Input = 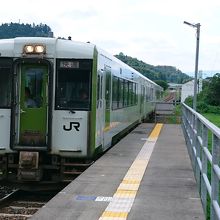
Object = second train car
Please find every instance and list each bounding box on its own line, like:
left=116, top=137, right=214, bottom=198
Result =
left=0, top=37, right=162, bottom=189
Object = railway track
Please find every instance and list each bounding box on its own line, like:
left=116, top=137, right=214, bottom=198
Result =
left=0, top=186, right=57, bottom=219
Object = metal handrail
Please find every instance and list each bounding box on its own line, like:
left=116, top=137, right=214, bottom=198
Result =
left=182, top=103, right=220, bottom=220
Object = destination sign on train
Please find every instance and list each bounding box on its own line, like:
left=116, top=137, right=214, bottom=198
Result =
left=60, top=61, right=79, bottom=68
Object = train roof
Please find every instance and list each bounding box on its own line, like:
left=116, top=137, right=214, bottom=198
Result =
left=0, top=37, right=95, bottom=59
left=0, top=37, right=162, bottom=90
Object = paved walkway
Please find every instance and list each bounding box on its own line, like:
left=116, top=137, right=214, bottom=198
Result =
left=128, top=124, right=205, bottom=219
left=31, top=124, right=205, bottom=220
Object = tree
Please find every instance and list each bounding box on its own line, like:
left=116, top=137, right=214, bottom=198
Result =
left=0, top=22, right=52, bottom=39
left=203, top=73, right=220, bottom=106
left=115, top=53, right=191, bottom=84
left=154, top=80, right=168, bottom=90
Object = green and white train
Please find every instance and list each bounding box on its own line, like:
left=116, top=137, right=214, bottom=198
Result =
left=0, top=37, right=162, bottom=189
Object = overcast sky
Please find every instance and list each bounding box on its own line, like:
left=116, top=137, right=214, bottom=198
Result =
left=1, top=0, right=220, bottom=75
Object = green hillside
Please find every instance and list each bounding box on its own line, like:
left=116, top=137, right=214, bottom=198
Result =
left=115, top=52, right=191, bottom=84
left=0, top=22, right=52, bottom=39
left=0, top=23, right=190, bottom=84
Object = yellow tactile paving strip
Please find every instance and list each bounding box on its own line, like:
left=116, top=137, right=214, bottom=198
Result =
left=99, top=123, right=163, bottom=220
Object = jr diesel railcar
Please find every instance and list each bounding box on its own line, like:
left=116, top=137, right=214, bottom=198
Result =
left=0, top=37, right=162, bottom=189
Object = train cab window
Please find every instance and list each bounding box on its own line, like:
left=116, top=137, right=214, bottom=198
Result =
left=56, top=59, right=92, bottom=110
left=0, top=63, right=12, bottom=108
left=23, top=68, right=44, bottom=108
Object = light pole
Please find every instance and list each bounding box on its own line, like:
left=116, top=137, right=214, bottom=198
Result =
left=184, top=21, right=201, bottom=111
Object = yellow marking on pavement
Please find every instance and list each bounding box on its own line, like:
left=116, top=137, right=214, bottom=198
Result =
left=114, top=189, right=137, bottom=197
left=122, top=179, right=140, bottom=184
left=101, top=211, right=128, bottom=218
left=148, top=123, right=163, bottom=141
left=99, top=123, right=163, bottom=220
left=118, top=183, right=139, bottom=191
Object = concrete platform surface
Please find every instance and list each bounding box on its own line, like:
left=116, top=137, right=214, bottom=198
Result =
left=31, top=124, right=205, bottom=220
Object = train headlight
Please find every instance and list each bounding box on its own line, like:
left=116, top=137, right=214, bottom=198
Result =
left=23, top=44, right=46, bottom=54
left=24, top=45, right=34, bottom=53
left=35, top=45, right=45, bottom=53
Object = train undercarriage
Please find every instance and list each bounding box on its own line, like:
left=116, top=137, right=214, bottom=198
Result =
left=0, top=152, right=93, bottom=190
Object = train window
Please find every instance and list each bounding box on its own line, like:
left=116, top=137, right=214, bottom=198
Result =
left=23, top=68, right=44, bottom=108
left=141, top=85, right=145, bottom=104
left=118, top=78, right=123, bottom=108
left=129, top=82, right=133, bottom=106
left=0, top=67, right=12, bottom=108
left=124, top=80, right=128, bottom=107
left=146, top=86, right=149, bottom=101
left=104, top=66, right=111, bottom=110
left=156, top=90, right=161, bottom=100
left=150, top=87, right=153, bottom=101
left=134, top=83, right=137, bottom=104
left=97, top=75, right=100, bottom=102
left=112, top=76, right=119, bottom=110
left=143, top=86, right=146, bottom=102
left=56, top=59, right=92, bottom=110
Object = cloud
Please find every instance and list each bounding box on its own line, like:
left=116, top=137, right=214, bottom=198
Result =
left=59, top=8, right=98, bottom=20
left=1, top=0, right=220, bottom=72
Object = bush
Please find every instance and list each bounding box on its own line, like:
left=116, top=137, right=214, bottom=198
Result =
left=196, top=101, right=209, bottom=113
left=184, top=74, right=220, bottom=114
left=184, top=96, right=193, bottom=108
left=184, top=96, right=220, bottom=114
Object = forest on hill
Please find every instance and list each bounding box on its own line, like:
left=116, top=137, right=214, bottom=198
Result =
left=0, top=22, right=191, bottom=84
left=115, top=52, right=191, bottom=84
left=0, top=22, right=52, bottom=39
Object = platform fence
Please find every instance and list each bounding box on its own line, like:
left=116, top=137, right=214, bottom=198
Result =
left=182, top=103, right=220, bottom=220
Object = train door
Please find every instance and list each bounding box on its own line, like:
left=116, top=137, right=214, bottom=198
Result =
left=96, top=73, right=104, bottom=147
left=18, top=64, right=48, bottom=147
left=140, top=85, right=144, bottom=116
left=104, top=65, right=111, bottom=131
left=96, top=65, right=111, bottom=148
left=103, top=65, right=112, bottom=147
left=0, top=58, right=12, bottom=150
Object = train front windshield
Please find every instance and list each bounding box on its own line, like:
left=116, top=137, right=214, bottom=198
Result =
left=55, top=59, right=92, bottom=110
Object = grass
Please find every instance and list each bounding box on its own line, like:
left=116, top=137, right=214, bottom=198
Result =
left=202, top=113, right=220, bottom=128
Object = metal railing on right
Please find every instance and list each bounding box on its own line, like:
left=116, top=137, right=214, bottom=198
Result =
left=182, top=103, right=220, bottom=220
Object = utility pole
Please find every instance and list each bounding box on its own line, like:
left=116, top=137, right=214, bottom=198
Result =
left=184, top=21, right=201, bottom=111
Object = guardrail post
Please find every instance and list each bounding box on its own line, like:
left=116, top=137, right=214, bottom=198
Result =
left=201, top=124, right=208, bottom=215
left=195, top=118, right=201, bottom=189
left=211, top=135, right=220, bottom=220
left=187, top=107, right=193, bottom=163
left=191, top=113, right=197, bottom=174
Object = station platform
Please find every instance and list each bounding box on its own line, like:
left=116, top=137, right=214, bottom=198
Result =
left=31, top=123, right=205, bottom=220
